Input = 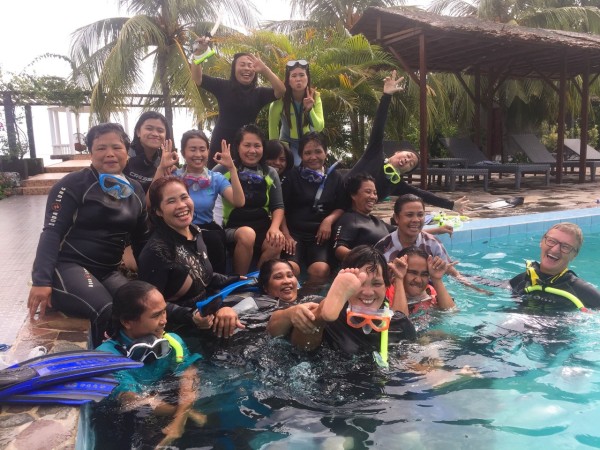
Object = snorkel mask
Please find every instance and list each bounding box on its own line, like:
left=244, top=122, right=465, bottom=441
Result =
left=299, top=166, right=325, bottom=184
left=346, top=304, right=392, bottom=333
left=383, top=163, right=402, bottom=184
left=119, top=333, right=184, bottom=363
left=98, top=173, right=134, bottom=199
left=183, top=171, right=212, bottom=191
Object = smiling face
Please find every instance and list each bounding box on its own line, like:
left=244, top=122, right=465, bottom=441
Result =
left=301, top=139, right=326, bottom=171
left=395, top=201, right=425, bottom=243
left=265, top=262, right=298, bottom=303
left=238, top=132, right=263, bottom=166
left=389, top=150, right=419, bottom=174
left=183, top=137, right=209, bottom=173
left=136, top=118, right=166, bottom=152
left=351, top=180, right=378, bottom=215
left=539, top=228, right=578, bottom=276
left=234, top=55, right=257, bottom=85
left=265, top=149, right=288, bottom=176
left=288, top=67, right=308, bottom=94
left=404, top=254, right=429, bottom=298
left=155, top=181, right=194, bottom=234
left=123, top=288, right=168, bottom=340
left=347, top=264, right=387, bottom=311
left=90, top=132, right=128, bottom=174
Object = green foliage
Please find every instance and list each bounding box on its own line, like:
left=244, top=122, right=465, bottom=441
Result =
left=540, top=120, right=599, bottom=151
left=0, top=172, right=15, bottom=200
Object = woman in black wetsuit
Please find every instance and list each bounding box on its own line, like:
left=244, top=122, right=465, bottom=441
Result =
left=138, top=176, right=243, bottom=338
left=124, top=111, right=173, bottom=192
left=191, top=37, right=285, bottom=167
left=28, top=123, right=151, bottom=346
left=346, top=71, right=468, bottom=213
left=281, top=132, right=346, bottom=282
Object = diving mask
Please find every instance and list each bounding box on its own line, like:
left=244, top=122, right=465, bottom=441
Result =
left=98, top=173, right=135, bottom=199
left=123, top=335, right=172, bottom=363
left=383, top=163, right=402, bottom=184
left=346, top=304, right=392, bottom=333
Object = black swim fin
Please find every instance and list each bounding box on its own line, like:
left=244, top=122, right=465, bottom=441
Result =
left=0, top=350, right=142, bottom=400
left=0, top=375, right=119, bottom=405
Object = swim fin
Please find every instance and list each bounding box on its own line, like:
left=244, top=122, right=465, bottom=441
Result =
left=0, top=350, right=142, bottom=400
left=0, top=375, right=119, bottom=405
left=198, top=271, right=260, bottom=311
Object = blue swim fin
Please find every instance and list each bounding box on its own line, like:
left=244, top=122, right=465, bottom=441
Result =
left=0, top=351, right=142, bottom=400
left=0, top=375, right=119, bottom=405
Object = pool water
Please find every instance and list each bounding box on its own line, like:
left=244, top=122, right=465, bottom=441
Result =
left=94, top=231, right=600, bottom=450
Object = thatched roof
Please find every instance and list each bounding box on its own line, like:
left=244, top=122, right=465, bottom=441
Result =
left=351, top=7, right=600, bottom=79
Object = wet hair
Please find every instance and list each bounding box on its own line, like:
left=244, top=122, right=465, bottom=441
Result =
left=230, top=53, right=258, bottom=88
left=546, top=222, right=583, bottom=254
left=346, top=173, right=376, bottom=196
left=397, top=246, right=429, bottom=261
left=180, top=129, right=210, bottom=157
left=394, top=194, right=425, bottom=214
left=258, top=258, right=295, bottom=293
left=340, top=245, right=391, bottom=287
left=110, top=280, right=157, bottom=335
left=282, top=63, right=311, bottom=130
left=298, top=132, right=327, bottom=159
left=86, top=123, right=130, bottom=152
left=231, top=124, right=268, bottom=170
left=148, top=175, right=189, bottom=220
left=264, top=140, right=294, bottom=174
left=130, top=111, right=172, bottom=155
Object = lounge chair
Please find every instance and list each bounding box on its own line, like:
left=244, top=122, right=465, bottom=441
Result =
left=440, top=137, right=551, bottom=189
left=563, top=139, right=600, bottom=160
left=510, top=134, right=599, bottom=182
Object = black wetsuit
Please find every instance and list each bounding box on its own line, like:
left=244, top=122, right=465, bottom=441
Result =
left=346, top=93, right=454, bottom=210
left=124, top=146, right=160, bottom=193
left=282, top=166, right=346, bottom=266
left=509, top=261, right=600, bottom=311
left=200, top=75, right=277, bottom=167
left=138, top=222, right=238, bottom=325
left=333, top=211, right=395, bottom=252
left=323, top=305, right=416, bottom=355
left=31, top=166, right=150, bottom=346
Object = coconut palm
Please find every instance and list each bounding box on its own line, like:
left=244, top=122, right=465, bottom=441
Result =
left=70, top=0, right=255, bottom=126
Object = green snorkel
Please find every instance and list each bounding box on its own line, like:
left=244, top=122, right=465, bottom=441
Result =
left=373, top=328, right=389, bottom=368
left=163, top=332, right=184, bottom=363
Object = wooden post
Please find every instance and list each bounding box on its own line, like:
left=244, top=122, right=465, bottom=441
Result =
left=2, top=91, right=18, bottom=156
left=579, top=62, right=590, bottom=183
left=419, top=33, right=428, bottom=189
left=556, top=55, right=567, bottom=184
left=25, top=105, right=36, bottom=159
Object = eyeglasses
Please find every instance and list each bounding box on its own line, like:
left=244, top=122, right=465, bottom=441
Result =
left=98, top=173, right=134, bottom=199
left=183, top=174, right=211, bottom=191
left=125, top=335, right=172, bottom=362
left=383, top=163, right=402, bottom=184
left=195, top=296, right=223, bottom=317
left=543, top=235, right=577, bottom=254
left=346, top=305, right=392, bottom=332
left=239, top=170, right=265, bottom=185
left=286, top=59, right=308, bottom=69
left=299, top=167, right=325, bottom=184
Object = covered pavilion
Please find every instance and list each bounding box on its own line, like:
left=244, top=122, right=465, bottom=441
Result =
left=351, top=7, right=600, bottom=186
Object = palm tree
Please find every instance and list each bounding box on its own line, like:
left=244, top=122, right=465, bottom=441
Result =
left=70, top=0, right=255, bottom=126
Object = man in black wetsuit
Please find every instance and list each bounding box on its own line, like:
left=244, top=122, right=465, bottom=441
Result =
left=510, top=223, right=600, bottom=311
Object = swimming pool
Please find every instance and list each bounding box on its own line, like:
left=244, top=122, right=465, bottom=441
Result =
left=92, top=208, right=600, bottom=449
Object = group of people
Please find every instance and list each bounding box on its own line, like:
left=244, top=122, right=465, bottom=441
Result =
left=25, top=43, right=600, bottom=445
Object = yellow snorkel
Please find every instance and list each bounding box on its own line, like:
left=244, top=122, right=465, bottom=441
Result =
left=163, top=332, right=184, bottom=363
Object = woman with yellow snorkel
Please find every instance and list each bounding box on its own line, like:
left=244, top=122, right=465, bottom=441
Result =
left=345, top=71, right=468, bottom=213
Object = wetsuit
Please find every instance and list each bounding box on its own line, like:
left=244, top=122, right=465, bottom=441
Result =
left=175, top=168, right=231, bottom=273
left=124, top=146, right=160, bottom=193
left=332, top=211, right=394, bottom=253
left=374, top=230, right=452, bottom=263
left=346, top=93, right=454, bottom=210
left=268, top=95, right=325, bottom=165
left=200, top=75, right=277, bottom=167
left=509, top=261, right=600, bottom=311
left=283, top=166, right=346, bottom=267
left=214, top=164, right=284, bottom=253
left=323, top=303, right=416, bottom=354
left=31, top=167, right=150, bottom=346
left=97, top=331, right=200, bottom=398
left=138, top=222, right=238, bottom=325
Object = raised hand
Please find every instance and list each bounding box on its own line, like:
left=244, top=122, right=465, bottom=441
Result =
left=246, top=54, right=267, bottom=75
left=159, top=139, right=179, bottom=175
left=303, top=87, right=316, bottom=111
left=388, top=255, right=408, bottom=281
left=192, top=36, right=210, bottom=56
left=452, top=196, right=470, bottom=213
left=427, top=255, right=448, bottom=281
left=214, top=139, right=234, bottom=169
left=383, top=70, right=405, bottom=95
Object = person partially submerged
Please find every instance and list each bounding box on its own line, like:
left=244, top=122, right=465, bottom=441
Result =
left=509, top=222, right=600, bottom=311
left=289, top=246, right=416, bottom=363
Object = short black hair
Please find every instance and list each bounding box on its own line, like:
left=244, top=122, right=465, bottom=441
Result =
left=86, top=123, right=130, bottom=152
left=393, top=194, right=424, bottom=214
left=110, top=280, right=157, bottom=336
left=340, top=245, right=391, bottom=287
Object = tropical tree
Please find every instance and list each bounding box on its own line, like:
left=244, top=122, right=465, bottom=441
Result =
left=70, top=0, right=255, bottom=126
